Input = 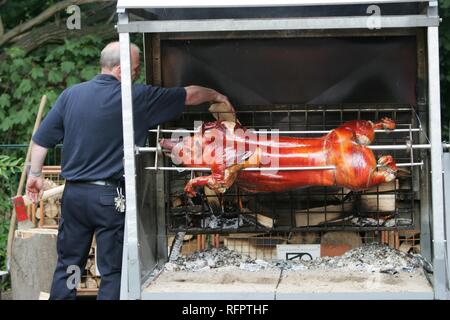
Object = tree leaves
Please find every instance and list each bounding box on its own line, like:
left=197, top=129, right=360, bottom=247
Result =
left=0, top=35, right=107, bottom=141
left=80, top=66, right=97, bottom=80
left=18, top=79, right=33, bottom=94
left=48, top=69, right=64, bottom=84
left=61, top=61, right=76, bottom=73
left=0, top=155, right=23, bottom=180
left=30, top=67, right=44, bottom=80
left=0, top=94, right=10, bottom=109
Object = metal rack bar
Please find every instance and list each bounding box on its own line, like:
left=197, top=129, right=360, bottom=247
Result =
left=154, top=125, right=161, bottom=169
left=117, top=0, right=432, bottom=10
left=117, top=15, right=439, bottom=33
left=185, top=107, right=416, bottom=113
left=137, top=143, right=450, bottom=154
left=369, top=144, right=431, bottom=150
left=149, top=128, right=422, bottom=134
left=145, top=162, right=423, bottom=172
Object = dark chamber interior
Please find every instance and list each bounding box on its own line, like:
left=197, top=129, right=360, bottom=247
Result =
left=160, top=36, right=417, bottom=106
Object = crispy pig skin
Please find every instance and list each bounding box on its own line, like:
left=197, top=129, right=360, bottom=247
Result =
left=160, top=118, right=397, bottom=197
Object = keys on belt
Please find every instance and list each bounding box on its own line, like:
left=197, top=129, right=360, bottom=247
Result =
left=114, top=187, right=126, bottom=213
left=68, top=180, right=126, bottom=213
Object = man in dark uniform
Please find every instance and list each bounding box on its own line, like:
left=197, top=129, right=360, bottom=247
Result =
left=25, top=42, right=232, bottom=300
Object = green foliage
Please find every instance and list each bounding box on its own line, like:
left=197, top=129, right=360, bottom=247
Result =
left=0, top=34, right=146, bottom=144
left=0, top=219, right=10, bottom=289
left=0, top=154, right=23, bottom=218
left=0, top=155, right=23, bottom=180
left=0, top=155, right=23, bottom=281
left=0, top=35, right=107, bottom=143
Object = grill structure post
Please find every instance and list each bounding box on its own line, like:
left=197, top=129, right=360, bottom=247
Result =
left=118, top=11, right=141, bottom=300
left=427, top=2, right=448, bottom=299
left=443, top=152, right=450, bottom=298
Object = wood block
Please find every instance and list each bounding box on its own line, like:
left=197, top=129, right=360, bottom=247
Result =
left=321, top=244, right=352, bottom=257
left=321, top=231, right=362, bottom=248
left=359, top=180, right=398, bottom=212
left=295, top=202, right=352, bottom=227
left=11, top=229, right=58, bottom=300
left=85, top=278, right=98, bottom=289
left=288, top=232, right=319, bottom=244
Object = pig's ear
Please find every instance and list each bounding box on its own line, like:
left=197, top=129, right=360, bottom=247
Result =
left=209, top=102, right=240, bottom=124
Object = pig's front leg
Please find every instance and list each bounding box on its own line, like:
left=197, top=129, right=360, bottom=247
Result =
left=184, top=172, right=228, bottom=197
left=184, top=147, right=262, bottom=197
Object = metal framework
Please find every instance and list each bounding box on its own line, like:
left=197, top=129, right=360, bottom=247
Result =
left=117, top=0, right=449, bottom=300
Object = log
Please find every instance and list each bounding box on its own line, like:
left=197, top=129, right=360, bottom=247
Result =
left=334, top=180, right=398, bottom=212
left=204, top=186, right=220, bottom=207
left=321, top=231, right=362, bottom=248
left=43, top=218, right=58, bottom=226
left=288, top=232, right=318, bottom=244
left=243, top=214, right=274, bottom=228
left=358, top=180, right=398, bottom=212
left=44, top=198, right=59, bottom=218
left=85, top=259, right=92, bottom=270
left=320, top=231, right=363, bottom=257
left=89, top=262, right=97, bottom=277
left=295, top=202, right=352, bottom=227
left=171, top=196, right=183, bottom=208
left=85, top=278, right=98, bottom=289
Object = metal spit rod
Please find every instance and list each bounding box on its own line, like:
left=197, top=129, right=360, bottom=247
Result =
left=144, top=162, right=423, bottom=172
left=138, top=143, right=450, bottom=154
left=149, top=128, right=422, bottom=134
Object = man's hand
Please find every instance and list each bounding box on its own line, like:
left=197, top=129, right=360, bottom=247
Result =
left=184, top=85, right=234, bottom=112
left=26, top=175, right=44, bottom=203
left=213, top=93, right=235, bottom=114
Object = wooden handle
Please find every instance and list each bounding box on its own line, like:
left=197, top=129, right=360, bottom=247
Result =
left=22, top=185, right=65, bottom=206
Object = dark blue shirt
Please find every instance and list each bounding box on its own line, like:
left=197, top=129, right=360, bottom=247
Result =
left=32, top=74, right=186, bottom=181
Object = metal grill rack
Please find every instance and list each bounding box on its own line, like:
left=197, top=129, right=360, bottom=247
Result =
left=144, top=104, right=425, bottom=234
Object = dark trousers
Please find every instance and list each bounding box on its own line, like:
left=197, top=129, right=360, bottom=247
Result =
left=49, top=182, right=125, bottom=300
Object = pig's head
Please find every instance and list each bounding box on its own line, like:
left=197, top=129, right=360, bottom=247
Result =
left=159, top=121, right=240, bottom=167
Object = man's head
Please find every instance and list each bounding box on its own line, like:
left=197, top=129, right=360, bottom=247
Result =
left=100, top=41, right=140, bottom=81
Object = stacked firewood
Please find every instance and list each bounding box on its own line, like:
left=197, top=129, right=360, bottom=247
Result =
left=77, top=238, right=101, bottom=290
left=34, top=179, right=62, bottom=227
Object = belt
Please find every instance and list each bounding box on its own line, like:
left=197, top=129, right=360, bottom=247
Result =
left=69, top=179, right=124, bottom=187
